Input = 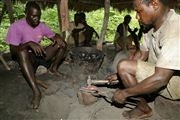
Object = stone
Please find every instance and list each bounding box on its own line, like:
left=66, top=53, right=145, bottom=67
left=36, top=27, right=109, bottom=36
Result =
left=77, top=91, right=98, bottom=105
left=36, top=65, right=47, bottom=75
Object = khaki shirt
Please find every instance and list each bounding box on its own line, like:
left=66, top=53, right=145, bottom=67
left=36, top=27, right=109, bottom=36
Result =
left=140, top=9, right=180, bottom=70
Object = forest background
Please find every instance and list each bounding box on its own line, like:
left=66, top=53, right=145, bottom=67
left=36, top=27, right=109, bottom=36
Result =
left=0, top=2, right=140, bottom=52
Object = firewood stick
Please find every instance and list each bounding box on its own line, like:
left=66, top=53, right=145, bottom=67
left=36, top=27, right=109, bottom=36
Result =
left=36, top=79, right=48, bottom=89
left=0, top=56, right=11, bottom=70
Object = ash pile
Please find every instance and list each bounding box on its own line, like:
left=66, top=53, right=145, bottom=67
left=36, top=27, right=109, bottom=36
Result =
left=66, top=47, right=105, bottom=74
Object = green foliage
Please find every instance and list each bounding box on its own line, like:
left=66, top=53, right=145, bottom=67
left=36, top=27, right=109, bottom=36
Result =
left=41, top=6, right=59, bottom=33
left=0, top=3, right=139, bottom=51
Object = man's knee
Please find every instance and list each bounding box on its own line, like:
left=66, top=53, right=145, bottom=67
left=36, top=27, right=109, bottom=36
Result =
left=117, top=59, right=130, bottom=72
left=117, top=60, right=137, bottom=76
left=17, top=48, right=30, bottom=59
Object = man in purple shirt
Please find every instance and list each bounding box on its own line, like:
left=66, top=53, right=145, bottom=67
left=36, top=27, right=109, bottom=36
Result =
left=6, top=1, right=67, bottom=109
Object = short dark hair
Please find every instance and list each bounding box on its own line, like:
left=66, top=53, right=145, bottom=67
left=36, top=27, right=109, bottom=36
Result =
left=141, top=0, right=169, bottom=6
left=25, top=1, right=41, bottom=14
left=124, top=15, right=131, bottom=20
left=78, top=12, right=86, bottom=21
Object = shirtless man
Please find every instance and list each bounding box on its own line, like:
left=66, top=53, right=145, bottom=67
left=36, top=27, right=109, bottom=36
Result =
left=113, top=15, right=132, bottom=52
left=77, top=12, right=99, bottom=46
left=68, top=12, right=99, bottom=47
left=6, top=1, right=67, bottom=109
left=107, top=0, right=180, bottom=119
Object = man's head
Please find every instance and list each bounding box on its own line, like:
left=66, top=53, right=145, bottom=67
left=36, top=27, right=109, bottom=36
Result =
left=134, top=28, right=138, bottom=32
left=78, top=12, right=86, bottom=23
left=124, top=15, right=132, bottom=25
left=133, top=0, right=169, bottom=28
left=25, top=1, right=41, bottom=28
left=74, top=12, right=86, bottom=26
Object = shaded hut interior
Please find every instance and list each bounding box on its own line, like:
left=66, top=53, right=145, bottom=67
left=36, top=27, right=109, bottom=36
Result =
left=2, top=0, right=179, bottom=49
left=1, top=0, right=180, bottom=32
left=0, top=1, right=180, bottom=120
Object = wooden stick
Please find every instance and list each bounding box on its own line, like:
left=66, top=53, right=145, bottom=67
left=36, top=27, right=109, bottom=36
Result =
left=36, top=79, right=48, bottom=90
left=0, top=56, right=11, bottom=71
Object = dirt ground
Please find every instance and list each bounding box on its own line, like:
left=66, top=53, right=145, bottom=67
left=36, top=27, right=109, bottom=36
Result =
left=0, top=45, right=178, bottom=120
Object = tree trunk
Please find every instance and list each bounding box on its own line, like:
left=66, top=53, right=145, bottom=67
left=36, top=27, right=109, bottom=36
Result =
left=96, top=0, right=110, bottom=51
left=4, top=0, right=14, bottom=24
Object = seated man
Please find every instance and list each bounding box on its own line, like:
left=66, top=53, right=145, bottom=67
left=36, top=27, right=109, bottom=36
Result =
left=77, top=12, right=99, bottom=46
left=67, top=12, right=99, bottom=47
left=6, top=1, right=67, bottom=109
left=66, top=12, right=86, bottom=47
left=113, top=15, right=132, bottom=52
left=107, top=0, right=180, bottom=119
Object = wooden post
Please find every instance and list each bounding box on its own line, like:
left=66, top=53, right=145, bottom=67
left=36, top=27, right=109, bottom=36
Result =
left=96, top=0, right=110, bottom=51
left=57, top=0, right=66, bottom=39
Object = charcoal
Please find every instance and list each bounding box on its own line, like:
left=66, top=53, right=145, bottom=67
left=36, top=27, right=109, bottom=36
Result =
left=66, top=47, right=105, bottom=74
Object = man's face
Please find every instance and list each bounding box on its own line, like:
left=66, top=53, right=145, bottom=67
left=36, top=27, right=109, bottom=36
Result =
left=133, top=0, right=155, bottom=27
left=124, top=18, right=131, bottom=25
left=26, top=7, right=41, bottom=28
left=74, top=15, right=80, bottom=25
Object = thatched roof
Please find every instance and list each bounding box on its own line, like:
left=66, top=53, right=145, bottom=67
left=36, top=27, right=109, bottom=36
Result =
left=68, top=0, right=180, bottom=12
left=68, top=0, right=133, bottom=12
left=11, top=0, right=180, bottom=12
left=1, top=0, right=180, bottom=50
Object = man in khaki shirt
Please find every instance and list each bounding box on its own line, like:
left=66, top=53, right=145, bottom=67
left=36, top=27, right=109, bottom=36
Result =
left=107, top=0, right=180, bottom=119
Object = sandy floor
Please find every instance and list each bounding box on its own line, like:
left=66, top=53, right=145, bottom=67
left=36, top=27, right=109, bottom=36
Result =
left=0, top=46, right=178, bottom=120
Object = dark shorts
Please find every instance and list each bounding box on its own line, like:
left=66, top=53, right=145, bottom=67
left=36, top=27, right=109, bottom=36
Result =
left=30, top=52, right=51, bottom=71
left=12, top=52, right=51, bottom=72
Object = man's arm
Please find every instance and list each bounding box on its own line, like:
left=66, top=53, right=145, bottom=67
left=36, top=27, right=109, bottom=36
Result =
left=92, top=28, right=99, bottom=39
left=10, top=41, right=46, bottom=57
left=113, top=67, right=174, bottom=103
left=116, top=24, right=124, bottom=36
left=50, top=33, right=67, bottom=48
left=128, top=25, right=133, bottom=34
left=72, top=27, right=85, bottom=34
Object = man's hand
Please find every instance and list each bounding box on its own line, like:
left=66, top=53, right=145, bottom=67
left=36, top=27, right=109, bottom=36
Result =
left=106, top=73, right=118, bottom=84
left=52, top=34, right=67, bottom=48
left=28, top=42, right=46, bottom=57
left=112, top=89, right=127, bottom=104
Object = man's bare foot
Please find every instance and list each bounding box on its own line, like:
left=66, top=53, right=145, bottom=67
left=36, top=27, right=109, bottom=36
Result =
left=31, top=94, right=41, bottom=109
left=122, top=106, right=152, bottom=119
